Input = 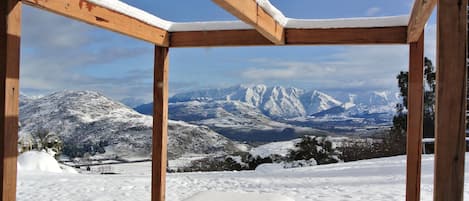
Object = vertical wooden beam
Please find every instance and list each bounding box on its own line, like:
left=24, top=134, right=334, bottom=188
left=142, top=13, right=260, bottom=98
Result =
left=0, top=0, right=20, bottom=201
left=434, top=0, right=467, bottom=200
left=152, top=46, right=169, bottom=201
left=406, top=33, right=424, bottom=201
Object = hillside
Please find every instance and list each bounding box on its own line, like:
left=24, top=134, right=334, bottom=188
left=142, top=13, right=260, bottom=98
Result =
left=19, top=91, right=243, bottom=160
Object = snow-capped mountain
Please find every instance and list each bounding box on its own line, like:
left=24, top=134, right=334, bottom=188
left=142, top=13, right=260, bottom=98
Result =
left=134, top=84, right=399, bottom=138
left=169, top=85, right=307, bottom=118
left=162, top=84, right=399, bottom=119
left=19, top=91, right=243, bottom=159
left=300, top=90, right=342, bottom=115
left=311, top=91, right=400, bottom=117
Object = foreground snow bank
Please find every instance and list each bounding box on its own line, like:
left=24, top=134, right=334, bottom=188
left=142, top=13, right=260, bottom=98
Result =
left=16, top=154, right=469, bottom=201
left=184, top=191, right=294, bottom=201
left=18, top=151, right=63, bottom=173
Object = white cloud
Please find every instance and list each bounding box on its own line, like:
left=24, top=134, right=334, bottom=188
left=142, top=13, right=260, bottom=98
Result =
left=20, top=6, right=155, bottom=101
left=424, top=23, right=437, bottom=61
left=366, top=7, right=381, bottom=16
left=241, top=45, right=409, bottom=92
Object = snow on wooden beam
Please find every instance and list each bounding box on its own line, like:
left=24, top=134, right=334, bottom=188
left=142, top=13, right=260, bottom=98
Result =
left=0, top=1, right=20, bottom=201
left=212, top=0, right=285, bottom=45
left=407, top=0, right=436, bottom=42
left=22, top=0, right=170, bottom=47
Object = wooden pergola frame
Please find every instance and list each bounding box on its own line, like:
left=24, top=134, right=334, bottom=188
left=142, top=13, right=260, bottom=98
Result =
left=0, top=0, right=466, bottom=201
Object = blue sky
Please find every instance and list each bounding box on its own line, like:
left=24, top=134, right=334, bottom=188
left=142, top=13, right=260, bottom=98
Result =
left=20, top=0, right=437, bottom=103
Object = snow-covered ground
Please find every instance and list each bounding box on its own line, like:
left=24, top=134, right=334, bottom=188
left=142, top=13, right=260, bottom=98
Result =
left=17, top=154, right=469, bottom=201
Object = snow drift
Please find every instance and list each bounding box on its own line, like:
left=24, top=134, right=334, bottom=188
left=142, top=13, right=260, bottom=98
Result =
left=18, top=151, right=63, bottom=173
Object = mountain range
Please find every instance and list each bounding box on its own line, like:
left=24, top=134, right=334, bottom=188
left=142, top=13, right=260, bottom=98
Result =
left=134, top=85, right=400, bottom=138
left=137, top=84, right=399, bottom=118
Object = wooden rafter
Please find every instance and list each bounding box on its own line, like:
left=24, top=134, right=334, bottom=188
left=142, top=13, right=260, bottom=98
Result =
left=212, top=0, right=285, bottom=44
left=22, top=0, right=170, bottom=47
left=170, top=26, right=408, bottom=47
left=407, top=0, right=437, bottom=42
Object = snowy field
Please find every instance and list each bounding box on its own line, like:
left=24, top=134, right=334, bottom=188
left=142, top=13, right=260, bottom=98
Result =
left=17, top=154, right=469, bottom=201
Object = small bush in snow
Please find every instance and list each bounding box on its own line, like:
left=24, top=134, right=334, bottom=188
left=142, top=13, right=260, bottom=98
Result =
left=288, top=136, right=339, bottom=165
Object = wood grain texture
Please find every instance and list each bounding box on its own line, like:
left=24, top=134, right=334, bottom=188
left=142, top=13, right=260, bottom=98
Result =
left=286, top=26, right=408, bottom=45
left=23, top=0, right=169, bottom=46
left=406, top=33, right=424, bottom=201
left=170, top=26, right=407, bottom=47
left=407, top=0, right=437, bottom=42
left=0, top=1, right=20, bottom=201
left=152, top=46, right=169, bottom=201
left=212, top=0, right=285, bottom=44
left=170, top=29, right=273, bottom=47
left=434, top=0, right=467, bottom=200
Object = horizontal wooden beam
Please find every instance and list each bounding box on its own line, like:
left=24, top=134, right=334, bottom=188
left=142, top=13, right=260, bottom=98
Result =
left=22, top=0, right=169, bottom=47
left=170, top=26, right=407, bottom=47
left=170, top=29, right=273, bottom=47
left=212, top=0, right=285, bottom=44
left=407, top=0, right=436, bottom=42
left=286, top=26, right=408, bottom=45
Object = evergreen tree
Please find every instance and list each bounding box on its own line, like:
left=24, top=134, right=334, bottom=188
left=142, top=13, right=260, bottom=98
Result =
left=391, top=57, right=436, bottom=153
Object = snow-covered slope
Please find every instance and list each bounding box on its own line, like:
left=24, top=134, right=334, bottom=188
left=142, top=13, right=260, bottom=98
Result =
left=169, top=100, right=329, bottom=141
left=17, top=154, right=469, bottom=201
left=19, top=91, right=242, bottom=159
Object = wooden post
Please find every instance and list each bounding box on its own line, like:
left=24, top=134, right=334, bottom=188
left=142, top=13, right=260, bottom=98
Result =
left=406, top=33, right=424, bottom=201
left=152, top=46, right=169, bottom=201
left=434, top=0, right=467, bottom=200
left=0, top=1, right=20, bottom=201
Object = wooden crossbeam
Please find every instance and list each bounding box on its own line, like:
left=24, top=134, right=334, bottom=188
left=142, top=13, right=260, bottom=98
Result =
left=433, top=0, right=467, bottom=200
left=170, top=29, right=273, bottom=47
left=286, top=26, right=407, bottom=45
left=212, top=0, right=285, bottom=44
left=170, top=26, right=407, bottom=47
left=22, top=0, right=170, bottom=47
left=407, top=0, right=436, bottom=42
left=0, top=1, right=20, bottom=201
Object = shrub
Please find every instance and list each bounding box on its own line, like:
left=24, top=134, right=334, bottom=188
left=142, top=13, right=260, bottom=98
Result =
left=288, top=136, right=339, bottom=165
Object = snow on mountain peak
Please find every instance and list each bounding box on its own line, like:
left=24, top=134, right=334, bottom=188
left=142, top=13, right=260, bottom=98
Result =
left=301, top=90, right=342, bottom=115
